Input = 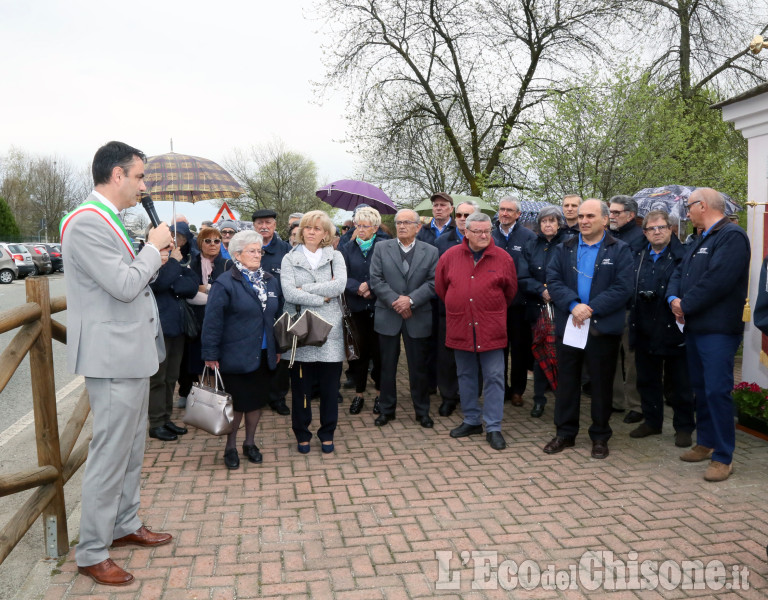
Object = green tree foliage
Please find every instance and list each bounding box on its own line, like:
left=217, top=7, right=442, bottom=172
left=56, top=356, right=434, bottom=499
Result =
left=225, top=140, right=328, bottom=237
left=520, top=70, right=747, bottom=203
left=0, top=196, right=21, bottom=240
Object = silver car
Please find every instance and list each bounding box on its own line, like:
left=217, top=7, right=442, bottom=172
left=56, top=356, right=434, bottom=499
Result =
left=0, top=243, right=34, bottom=278
left=0, top=246, right=18, bottom=283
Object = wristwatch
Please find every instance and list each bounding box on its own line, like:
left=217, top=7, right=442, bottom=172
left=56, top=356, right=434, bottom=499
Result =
left=409, top=297, right=414, bottom=306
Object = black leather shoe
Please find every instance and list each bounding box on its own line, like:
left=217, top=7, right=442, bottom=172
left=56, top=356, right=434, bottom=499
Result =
left=623, top=410, right=643, bottom=424
left=375, top=414, right=395, bottom=426
left=530, top=402, right=545, bottom=418
left=486, top=431, right=506, bottom=450
left=629, top=423, right=662, bottom=438
left=342, top=377, right=355, bottom=389
left=242, top=444, right=263, bottom=464
left=224, top=448, right=240, bottom=469
left=591, top=440, right=609, bottom=459
left=450, top=423, right=483, bottom=438
left=543, top=436, right=575, bottom=454
left=372, top=396, right=381, bottom=414
left=418, top=415, right=434, bottom=428
left=269, top=399, right=290, bottom=416
left=164, top=421, right=188, bottom=435
left=149, top=426, right=177, bottom=441
left=349, top=396, right=364, bottom=415
left=438, top=400, right=457, bottom=417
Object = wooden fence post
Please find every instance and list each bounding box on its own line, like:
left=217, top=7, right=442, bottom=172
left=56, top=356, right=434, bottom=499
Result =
left=26, top=277, right=69, bottom=558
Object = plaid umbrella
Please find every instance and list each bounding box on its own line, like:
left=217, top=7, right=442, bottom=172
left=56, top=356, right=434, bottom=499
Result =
left=531, top=303, right=557, bottom=390
left=144, top=152, right=244, bottom=203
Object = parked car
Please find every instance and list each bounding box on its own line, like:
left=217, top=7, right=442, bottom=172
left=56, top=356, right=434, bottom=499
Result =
left=0, top=243, right=35, bottom=278
left=23, top=244, right=53, bottom=275
left=40, top=243, right=63, bottom=272
left=0, top=246, right=18, bottom=284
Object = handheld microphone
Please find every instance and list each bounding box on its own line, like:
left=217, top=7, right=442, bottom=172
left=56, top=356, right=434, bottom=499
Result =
left=140, top=193, right=161, bottom=228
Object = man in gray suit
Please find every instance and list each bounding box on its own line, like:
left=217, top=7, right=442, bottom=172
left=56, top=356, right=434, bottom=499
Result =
left=370, top=209, right=439, bottom=428
left=61, top=141, right=173, bottom=586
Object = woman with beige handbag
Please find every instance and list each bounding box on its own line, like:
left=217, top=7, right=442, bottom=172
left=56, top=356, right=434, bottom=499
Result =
left=201, top=231, right=282, bottom=469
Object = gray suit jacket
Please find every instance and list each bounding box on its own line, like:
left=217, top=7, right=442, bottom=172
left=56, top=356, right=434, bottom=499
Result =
left=62, top=193, right=164, bottom=378
left=369, top=239, right=438, bottom=337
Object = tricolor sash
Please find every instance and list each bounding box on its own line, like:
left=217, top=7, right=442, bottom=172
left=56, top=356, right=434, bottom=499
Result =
left=60, top=200, right=135, bottom=259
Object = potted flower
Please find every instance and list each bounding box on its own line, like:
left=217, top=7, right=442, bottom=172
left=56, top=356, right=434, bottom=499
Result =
left=732, top=382, right=768, bottom=437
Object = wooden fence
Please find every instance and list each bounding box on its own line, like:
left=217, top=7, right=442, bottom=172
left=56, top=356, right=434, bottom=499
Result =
left=0, top=277, right=89, bottom=565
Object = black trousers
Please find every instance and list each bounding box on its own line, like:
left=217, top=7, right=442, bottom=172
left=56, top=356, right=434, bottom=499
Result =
left=554, top=334, right=621, bottom=441
left=148, top=335, right=185, bottom=429
left=177, top=338, right=194, bottom=398
left=437, top=314, right=459, bottom=402
left=349, top=310, right=381, bottom=394
left=635, top=349, right=695, bottom=432
left=378, top=329, right=431, bottom=418
left=290, top=361, right=342, bottom=443
left=505, top=305, right=532, bottom=395
left=268, top=359, right=290, bottom=405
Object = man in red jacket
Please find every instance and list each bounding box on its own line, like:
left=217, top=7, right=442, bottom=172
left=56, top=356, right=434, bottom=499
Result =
left=435, top=213, right=517, bottom=450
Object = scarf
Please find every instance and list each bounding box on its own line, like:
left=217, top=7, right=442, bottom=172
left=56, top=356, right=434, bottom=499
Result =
left=233, top=257, right=268, bottom=310
left=356, top=233, right=376, bottom=256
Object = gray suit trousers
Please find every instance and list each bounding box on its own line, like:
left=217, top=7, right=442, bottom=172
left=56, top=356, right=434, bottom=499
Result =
left=76, top=377, right=149, bottom=566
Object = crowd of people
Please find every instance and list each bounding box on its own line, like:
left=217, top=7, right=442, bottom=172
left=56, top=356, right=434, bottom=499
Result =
left=61, top=141, right=751, bottom=586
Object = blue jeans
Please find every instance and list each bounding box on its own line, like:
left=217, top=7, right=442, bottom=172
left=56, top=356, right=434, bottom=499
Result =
left=686, top=332, right=742, bottom=464
left=454, top=349, right=505, bottom=432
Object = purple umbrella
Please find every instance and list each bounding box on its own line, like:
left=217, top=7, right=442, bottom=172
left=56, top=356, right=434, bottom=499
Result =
left=315, top=179, right=397, bottom=214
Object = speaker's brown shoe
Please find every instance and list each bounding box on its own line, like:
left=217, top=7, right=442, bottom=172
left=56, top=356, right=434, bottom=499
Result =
left=542, top=436, right=575, bottom=454
left=704, top=460, right=733, bottom=482
left=77, top=558, right=134, bottom=586
left=112, top=526, right=172, bottom=548
left=679, top=444, right=713, bottom=462
left=510, top=393, right=524, bottom=407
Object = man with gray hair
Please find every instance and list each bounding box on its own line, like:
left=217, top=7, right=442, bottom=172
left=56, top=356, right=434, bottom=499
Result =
left=608, top=194, right=646, bottom=423
left=370, top=209, right=439, bottom=427
left=436, top=212, right=517, bottom=450
left=492, top=196, right=536, bottom=407
left=288, top=212, right=304, bottom=226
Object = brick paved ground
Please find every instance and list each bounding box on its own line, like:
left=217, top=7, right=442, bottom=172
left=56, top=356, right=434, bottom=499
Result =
left=42, top=361, right=768, bottom=599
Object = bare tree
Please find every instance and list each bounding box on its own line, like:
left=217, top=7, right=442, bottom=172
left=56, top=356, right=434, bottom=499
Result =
left=27, top=157, right=80, bottom=241
left=316, top=0, right=629, bottom=196
left=639, top=0, right=768, bottom=101
left=224, top=140, right=327, bottom=234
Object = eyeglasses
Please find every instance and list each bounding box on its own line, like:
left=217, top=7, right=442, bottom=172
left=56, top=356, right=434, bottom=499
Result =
left=240, top=248, right=265, bottom=256
left=609, top=210, right=626, bottom=216
left=395, top=220, right=418, bottom=226
left=220, top=230, right=235, bottom=237
left=356, top=224, right=374, bottom=230
left=467, top=228, right=492, bottom=236
left=455, top=212, right=473, bottom=218
left=643, top=225, right=669, bottom=233
left=685, top=200, right=702, bottom=213
left=203, top=238, right=221, bottom=244
left=341, top=226, right=350, bottom=231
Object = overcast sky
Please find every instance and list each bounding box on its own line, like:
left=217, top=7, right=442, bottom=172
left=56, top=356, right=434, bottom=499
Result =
left=0, top=0, right=358, bottom=187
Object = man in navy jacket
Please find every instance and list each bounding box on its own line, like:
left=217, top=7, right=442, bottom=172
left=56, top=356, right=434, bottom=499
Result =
left=668, top=188, right=750, bottom=482
left=492, top=196, right=536, bottom=407
left=543, top=199, right=634, bottom=459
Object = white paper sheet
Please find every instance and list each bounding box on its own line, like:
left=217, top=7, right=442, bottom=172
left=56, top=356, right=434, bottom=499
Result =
left=563, top=315, right=590, bottom=349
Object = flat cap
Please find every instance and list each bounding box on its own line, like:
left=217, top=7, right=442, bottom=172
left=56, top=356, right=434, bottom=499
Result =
left=430, top=192, right=453, bottom=205
left=252, top=208, right=278, bottom=220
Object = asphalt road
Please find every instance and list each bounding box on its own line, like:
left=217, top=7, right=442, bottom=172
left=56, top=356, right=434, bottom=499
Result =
left=0, top=273, right=77, bottom=436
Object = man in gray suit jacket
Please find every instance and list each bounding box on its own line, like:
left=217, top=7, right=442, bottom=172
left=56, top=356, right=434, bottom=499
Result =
left=61, top=142, right=173, bottom=586
left=369, top=209, right=439, bottom=427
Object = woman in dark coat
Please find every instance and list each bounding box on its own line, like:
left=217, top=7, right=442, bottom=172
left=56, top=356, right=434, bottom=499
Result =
left=518, top=206, right=573, bottom=418
left=202, top=230, right=282, bottom=469
left=177, top=226, right=231, bottom=406
left=147, top=244, right=199, bottom=441
left=339, top=206, right=384, bottom=415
